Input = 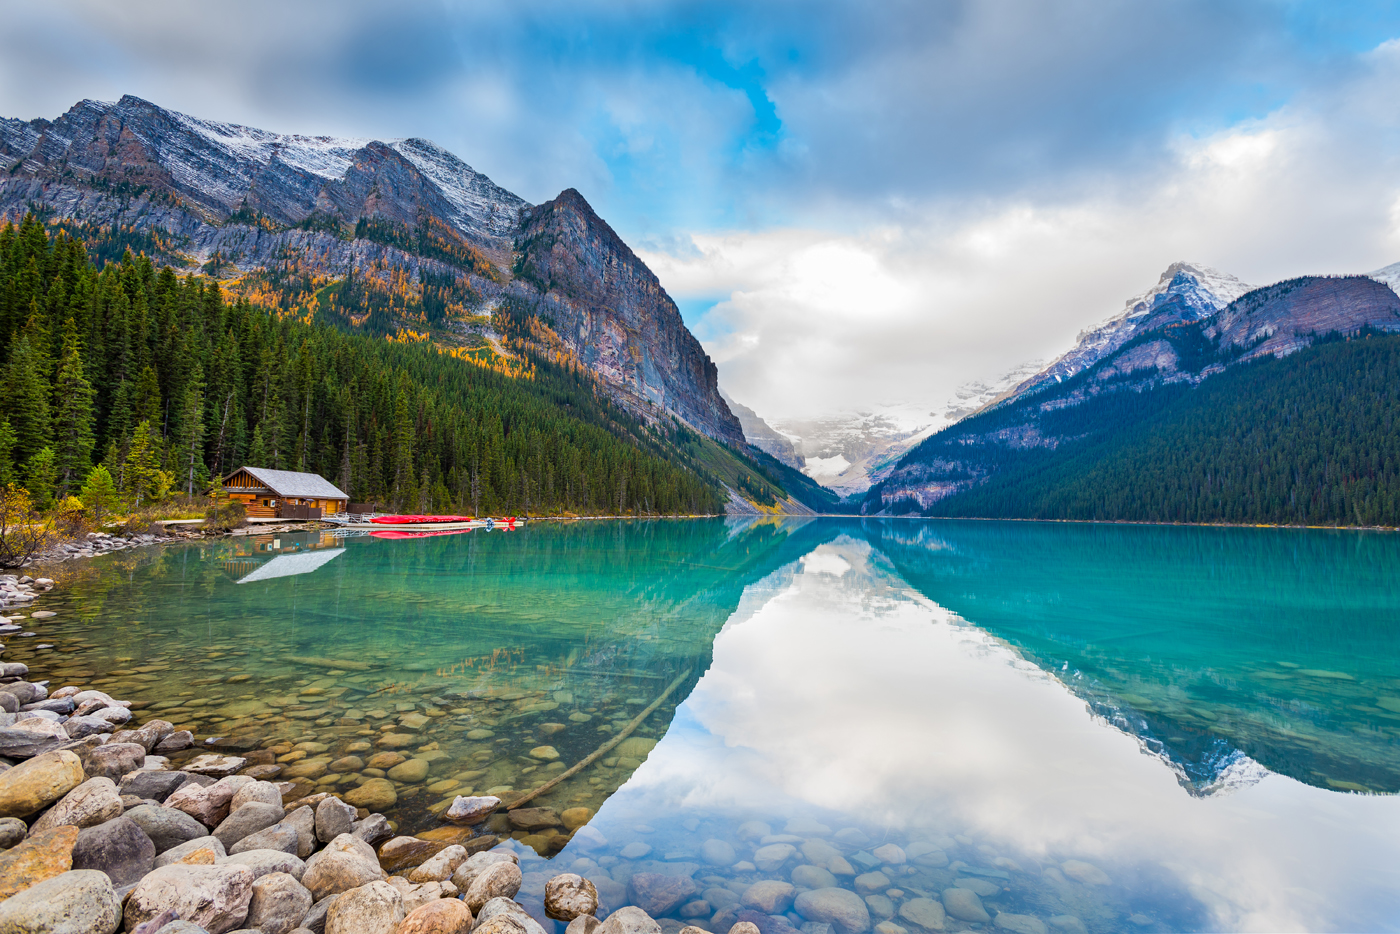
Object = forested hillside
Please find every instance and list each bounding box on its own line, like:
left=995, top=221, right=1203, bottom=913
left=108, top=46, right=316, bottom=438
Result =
left=0, top=214, right=725, bottom=516
left=880, top=331, right=1400, bottom=526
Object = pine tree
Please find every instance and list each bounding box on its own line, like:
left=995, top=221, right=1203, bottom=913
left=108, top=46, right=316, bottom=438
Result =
left=50, top=319, right=96, bottom=497
left=175, top=364, right=206, bottom=499
left=25, top=447, right=57, bottom=510
left=0, top=420, right=15, bottom=488
left=1, top=337, right=52, bottom=464
left=122, top=420, right=164, bottom=507
left=132, top=365, right=162, bottom=433
left=391, top=376, right=414, bottom=508
left=80, top=464, right=121, bottom=527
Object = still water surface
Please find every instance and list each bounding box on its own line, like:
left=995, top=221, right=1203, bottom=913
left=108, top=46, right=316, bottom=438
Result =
left=10, top=519, right=1400, bottom=932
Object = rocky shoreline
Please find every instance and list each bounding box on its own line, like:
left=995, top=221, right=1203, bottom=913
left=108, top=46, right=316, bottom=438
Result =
left=0, top=600, right=689, bottom=934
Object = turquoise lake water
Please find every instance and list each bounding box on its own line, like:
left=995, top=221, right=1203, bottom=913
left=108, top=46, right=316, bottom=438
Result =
left=7, top=518, right=1400, bottom=932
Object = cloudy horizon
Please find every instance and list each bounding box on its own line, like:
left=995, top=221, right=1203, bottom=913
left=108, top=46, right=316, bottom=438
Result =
left=4, top=0, right=1400, bottom=424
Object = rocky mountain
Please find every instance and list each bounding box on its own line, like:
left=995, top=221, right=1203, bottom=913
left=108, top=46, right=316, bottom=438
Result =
left=509, top=190, right=744, bottom=446
left=772, top=408, right=934, bottom=495
left=719, top=389, right=803, bottom=469
left=995, top=262, right=1253, bottom=408
left=0, top=95, right=742, bottom=447
left=766, top=362, right=1046, bottom=496
left=867, top=269, right=1400, bottom=515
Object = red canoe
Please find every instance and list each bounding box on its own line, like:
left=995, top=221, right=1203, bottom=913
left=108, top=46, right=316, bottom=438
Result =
left=369, top=514, right=478, bottom=524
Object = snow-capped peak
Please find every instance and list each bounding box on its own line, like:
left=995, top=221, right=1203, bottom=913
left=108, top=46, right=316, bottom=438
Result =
left=1009, top=261, right=1253, bottom=398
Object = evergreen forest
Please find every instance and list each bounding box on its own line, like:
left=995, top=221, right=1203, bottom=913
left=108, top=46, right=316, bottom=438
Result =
left=0, top=214, right=727, bottom=517
left=890, top=330, right=1400, bottom=526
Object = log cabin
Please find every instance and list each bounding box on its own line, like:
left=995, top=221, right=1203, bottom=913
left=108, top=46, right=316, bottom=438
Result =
left=222, top=466, right=350, bottom=520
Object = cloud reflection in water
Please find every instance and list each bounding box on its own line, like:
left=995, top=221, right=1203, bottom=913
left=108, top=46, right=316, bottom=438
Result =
left=570, top=537, right=1400, bottom=932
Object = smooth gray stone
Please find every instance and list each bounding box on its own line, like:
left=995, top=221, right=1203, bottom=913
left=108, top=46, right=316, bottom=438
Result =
left=314, top=797, right=355, bottom=844
left=73, top=815, right=157, bottom=886
left=65, top=715, right=116, bottom=739
left=120, top=769, right=193, bottom=803
left=300, top=893, right=340, bottom=934
left=0, top=726, right=63, bottom=757
left=125, top=804, right=211, bottom=854
left=0, top=815, right=26, bottom=848
left=231, top=823, right=301, bottom=856
left=349, top=813, right=392, bottom=846
left=81, top=742, right=146, bottom=782
left=245, top=871, right=314, bottom=934
left=220, top=848, right=307, bottom=882
left=214, top=802, right=286, bottom=849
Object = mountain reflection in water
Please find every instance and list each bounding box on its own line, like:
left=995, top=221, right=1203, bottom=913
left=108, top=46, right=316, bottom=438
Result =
left=12, top=518, right=1400, bottom=932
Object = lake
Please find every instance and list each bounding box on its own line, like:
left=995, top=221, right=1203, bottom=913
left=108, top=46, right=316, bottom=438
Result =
left=9, top=518, right=1400, bottom=932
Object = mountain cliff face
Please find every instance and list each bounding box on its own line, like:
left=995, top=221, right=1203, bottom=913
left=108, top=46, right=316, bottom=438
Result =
left=510, top=189, right=744, bottom=446
left=0, top=95, right=742, bottom=447
left=868, top=271, right=1400, bottom=513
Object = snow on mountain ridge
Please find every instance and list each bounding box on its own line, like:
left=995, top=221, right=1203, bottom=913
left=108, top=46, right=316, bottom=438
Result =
left=389, top=138, right=528, bottom=242
left=171, top=109, right=371, bottom=179
left=1010, top=261, right=1253, bottom=400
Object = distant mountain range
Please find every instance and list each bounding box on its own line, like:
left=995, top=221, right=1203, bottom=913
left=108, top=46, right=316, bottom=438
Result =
left=866, top=261, right=1400, bottom=525
left=0, top=95, right=745, bottom=448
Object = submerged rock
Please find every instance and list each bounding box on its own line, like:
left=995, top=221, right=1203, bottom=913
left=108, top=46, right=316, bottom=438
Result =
left=897, top=899, right=945, bottom=932
left=628, top=873, right=697, bottom=917
left=941, top=889, right=990, bottom=924
left=793, top=888, right=871, bottom=934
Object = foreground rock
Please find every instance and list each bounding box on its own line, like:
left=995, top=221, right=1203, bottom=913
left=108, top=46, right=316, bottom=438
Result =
left=0, top=750, right=85, bottom=818
left=544, top=873, right=599, bottom=921
left=31, top=777, right=124, bottom=834
left=71, top=816, right=157, bottom=887
left=398, top=898, right=474, bottom=934
left=324, top=880, right=404, bottom=934
left=464, top=859, right=523, bottom=913
left=245, top=871, right=314, bottom=934
left=123, top=863, right=256, bottom=934
left=0, top=825, right=79, bottom=899
left=302, top=833, right=386, bottom=900
left=0, top=869, right=122, bottom=934
left=598, top=906, right=662, bottom=934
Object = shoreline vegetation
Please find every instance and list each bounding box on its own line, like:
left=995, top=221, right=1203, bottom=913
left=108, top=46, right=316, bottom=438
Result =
left=0, top=213, right=727, bottom=556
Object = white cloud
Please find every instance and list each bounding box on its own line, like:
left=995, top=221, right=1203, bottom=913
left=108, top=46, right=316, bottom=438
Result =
left=642, top=44, right=1400, bottom=423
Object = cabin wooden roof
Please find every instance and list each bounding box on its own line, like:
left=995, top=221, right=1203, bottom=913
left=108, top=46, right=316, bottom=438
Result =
left=225, top=466, right=349, bottom=500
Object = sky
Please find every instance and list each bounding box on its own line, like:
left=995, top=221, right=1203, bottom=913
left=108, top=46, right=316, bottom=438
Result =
left=5, top=0, right=1400, bottom=424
